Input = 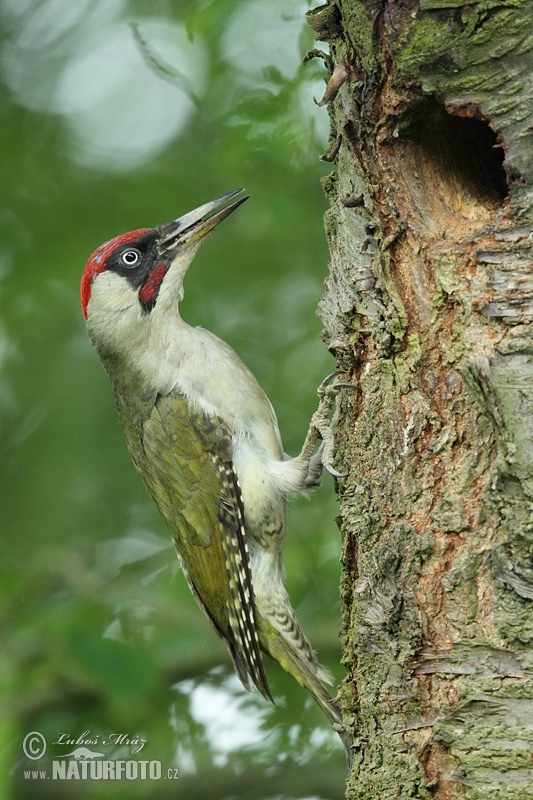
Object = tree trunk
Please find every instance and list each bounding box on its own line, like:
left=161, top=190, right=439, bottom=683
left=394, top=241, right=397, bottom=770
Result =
left=306, top=1, right=533, bottom=797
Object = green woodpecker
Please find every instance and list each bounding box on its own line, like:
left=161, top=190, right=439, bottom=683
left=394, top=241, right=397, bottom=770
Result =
left=81, top=189, right=351, bottom=767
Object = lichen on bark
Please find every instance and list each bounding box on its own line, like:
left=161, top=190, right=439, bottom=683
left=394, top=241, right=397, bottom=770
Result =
left=306, top=1, right=533, bottom=797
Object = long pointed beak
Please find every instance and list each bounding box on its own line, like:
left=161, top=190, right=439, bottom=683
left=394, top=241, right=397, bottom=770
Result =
left=158, top=189, right=249, bottom=253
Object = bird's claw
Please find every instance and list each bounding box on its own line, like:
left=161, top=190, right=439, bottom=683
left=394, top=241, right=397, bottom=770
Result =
left=325, top=463, right=349, bottom=479
left=317, top=370, right=352, bottom=393
left=299, top=371, right=356, bottom=482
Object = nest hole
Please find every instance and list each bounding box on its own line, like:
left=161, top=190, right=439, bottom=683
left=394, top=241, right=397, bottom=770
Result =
left=393, top=100, right=508, bottom=235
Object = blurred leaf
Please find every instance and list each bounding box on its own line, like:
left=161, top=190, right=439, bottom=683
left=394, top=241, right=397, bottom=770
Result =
left=1, top=1, right=343, bottom=798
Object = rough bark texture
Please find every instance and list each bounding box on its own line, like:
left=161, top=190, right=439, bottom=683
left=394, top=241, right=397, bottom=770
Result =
left=306, top=1, right=533, bottom=798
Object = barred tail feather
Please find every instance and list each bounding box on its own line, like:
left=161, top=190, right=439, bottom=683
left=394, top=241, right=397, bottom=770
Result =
left=260, top=618, right=353, bottom=772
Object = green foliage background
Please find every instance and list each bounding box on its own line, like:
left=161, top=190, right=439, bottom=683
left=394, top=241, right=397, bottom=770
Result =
left=0, top=1, right=346, bottom=797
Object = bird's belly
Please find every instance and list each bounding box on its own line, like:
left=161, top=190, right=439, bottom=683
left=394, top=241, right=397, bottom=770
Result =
left=232, top=438, right=286, bottom=546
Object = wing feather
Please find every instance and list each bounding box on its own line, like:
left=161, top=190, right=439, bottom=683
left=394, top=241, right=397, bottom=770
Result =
left=140, top=391, right=271, bottom=700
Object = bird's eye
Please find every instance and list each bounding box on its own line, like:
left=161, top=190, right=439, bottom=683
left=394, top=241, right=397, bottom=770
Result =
left=121, top=248, right=141, bottom=267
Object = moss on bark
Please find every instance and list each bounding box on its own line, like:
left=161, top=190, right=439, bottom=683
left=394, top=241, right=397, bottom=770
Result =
left=307, top=1, right=533, bottom=797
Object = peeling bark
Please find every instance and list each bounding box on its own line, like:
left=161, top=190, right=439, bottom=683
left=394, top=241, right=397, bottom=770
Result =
left=306, top=1, right=533, bottom=797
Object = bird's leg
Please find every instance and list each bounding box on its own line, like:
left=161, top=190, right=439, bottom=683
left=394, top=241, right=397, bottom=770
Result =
left=298, top=371, right=354, bottom=485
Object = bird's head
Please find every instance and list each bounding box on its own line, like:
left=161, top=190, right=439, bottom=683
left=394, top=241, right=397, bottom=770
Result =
left=80, top=189, right=248, bottom=358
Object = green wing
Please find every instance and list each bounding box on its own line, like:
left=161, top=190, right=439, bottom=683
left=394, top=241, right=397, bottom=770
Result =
left=139, top=391, right=271, bottom=700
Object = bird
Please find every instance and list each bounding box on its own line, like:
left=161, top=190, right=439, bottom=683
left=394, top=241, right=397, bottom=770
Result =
left=80, top=188, right=351, bottom=768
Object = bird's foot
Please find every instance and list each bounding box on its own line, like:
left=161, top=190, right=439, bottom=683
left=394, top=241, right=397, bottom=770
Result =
left=299, top=371, right=356, bottom=483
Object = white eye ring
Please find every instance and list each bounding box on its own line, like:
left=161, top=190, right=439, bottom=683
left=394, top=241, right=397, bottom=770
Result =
left=121, top=248, right=141, bottom=267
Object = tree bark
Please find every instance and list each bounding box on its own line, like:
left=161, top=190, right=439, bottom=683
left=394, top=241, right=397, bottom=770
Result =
left=306, top=1, right=533, bottom=797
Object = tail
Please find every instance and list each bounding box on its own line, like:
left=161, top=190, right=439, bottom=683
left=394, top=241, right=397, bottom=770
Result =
left=258, top=612, right=353, bottom=772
